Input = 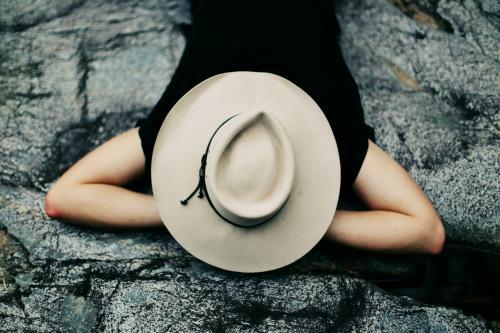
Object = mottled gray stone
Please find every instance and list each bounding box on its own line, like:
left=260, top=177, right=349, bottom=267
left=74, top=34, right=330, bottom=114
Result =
left=0, top=232, right=490, bottom=332
left=335, top=0, right=499, bottom=252
left=0, top=0, right=498, bottom=331
left=0, top=0, right=188, bottom=190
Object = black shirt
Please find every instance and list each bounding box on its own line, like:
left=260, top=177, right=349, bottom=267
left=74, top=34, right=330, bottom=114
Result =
left=135, top=0, right=376, bottom=196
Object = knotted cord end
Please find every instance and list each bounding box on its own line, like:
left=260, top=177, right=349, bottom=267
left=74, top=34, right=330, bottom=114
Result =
left=179, top=114, right=239, bottom=208
left=180, top=153, right=208, bottom=205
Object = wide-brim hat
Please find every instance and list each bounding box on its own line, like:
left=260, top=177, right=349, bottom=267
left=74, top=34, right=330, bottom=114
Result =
left=151, top=71, right=341, bottom=273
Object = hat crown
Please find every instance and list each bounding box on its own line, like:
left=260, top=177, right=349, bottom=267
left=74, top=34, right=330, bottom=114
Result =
left=205, top=111, right=295, bottom=227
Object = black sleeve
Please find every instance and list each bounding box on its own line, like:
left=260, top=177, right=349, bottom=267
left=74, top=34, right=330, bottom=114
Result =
left=328, top=36, right=376, bottom=195
left=135, top=39, right=198, bottom=187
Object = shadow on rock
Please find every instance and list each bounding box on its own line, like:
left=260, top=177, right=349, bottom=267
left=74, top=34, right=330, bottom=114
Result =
left=44, top=109, right=149, bottom=187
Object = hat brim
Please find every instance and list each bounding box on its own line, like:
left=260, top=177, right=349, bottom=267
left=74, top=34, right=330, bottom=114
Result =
left=151, top=71, right=341, bottom=273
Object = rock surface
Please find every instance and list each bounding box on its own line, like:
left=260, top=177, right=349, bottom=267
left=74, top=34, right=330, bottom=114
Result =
left=336, top=0, right=499, bottom=252
left=0, top=0, right=498, bottom=331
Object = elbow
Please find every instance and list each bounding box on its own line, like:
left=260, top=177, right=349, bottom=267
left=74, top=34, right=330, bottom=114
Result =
left=45, top=184, right=65, bottom=219
left=423, top=215, right=446, bottom=255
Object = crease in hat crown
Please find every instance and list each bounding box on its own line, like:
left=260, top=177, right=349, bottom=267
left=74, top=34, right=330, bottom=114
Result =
left=196, top=110, right=295, bottom=227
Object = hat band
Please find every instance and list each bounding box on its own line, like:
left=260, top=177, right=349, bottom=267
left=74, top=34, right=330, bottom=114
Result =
left=179, top=113, right=290, bottom=228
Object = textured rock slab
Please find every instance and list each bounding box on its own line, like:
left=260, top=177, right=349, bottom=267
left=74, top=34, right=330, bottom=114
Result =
left=0, top=0, right=189, bottom=190
left=0, top=0, right=499, bottom=331
left=0, top=239, right=490, bottom=333
left=335, top=0, right=499, bottom=252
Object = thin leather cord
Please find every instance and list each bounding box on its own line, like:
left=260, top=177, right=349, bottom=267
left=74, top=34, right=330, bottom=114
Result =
left=179, top=112, right=290, bottom=228
left=180, top=113, right=240, bottom=206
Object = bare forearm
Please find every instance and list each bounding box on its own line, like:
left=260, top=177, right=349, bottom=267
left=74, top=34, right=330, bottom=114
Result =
left=324, top=209, right=442, bottom=254
left=48, top=183, right=163, bottom=229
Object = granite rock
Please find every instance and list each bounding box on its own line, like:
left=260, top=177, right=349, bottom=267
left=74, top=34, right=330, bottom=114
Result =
left=0, top=0, right=498, bottom=331
left=335, top=0, right=499, bottom=252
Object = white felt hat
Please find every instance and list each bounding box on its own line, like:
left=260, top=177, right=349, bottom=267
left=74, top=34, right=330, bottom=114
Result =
left=151, top=71, right=341, bottom=273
